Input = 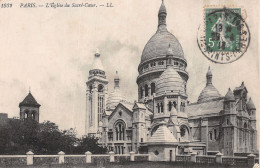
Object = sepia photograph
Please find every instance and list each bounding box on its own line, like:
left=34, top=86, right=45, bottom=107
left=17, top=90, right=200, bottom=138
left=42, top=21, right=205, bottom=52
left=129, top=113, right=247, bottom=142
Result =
left=0, top=0, right=259, bottom=167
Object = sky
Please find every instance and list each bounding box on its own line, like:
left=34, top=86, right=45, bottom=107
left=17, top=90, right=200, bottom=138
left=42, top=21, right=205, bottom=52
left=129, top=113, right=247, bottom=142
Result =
left=0, top=0, right=259, bottom=138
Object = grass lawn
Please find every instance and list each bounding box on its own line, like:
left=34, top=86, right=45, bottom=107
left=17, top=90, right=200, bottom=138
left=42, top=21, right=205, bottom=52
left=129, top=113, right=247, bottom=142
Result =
left=0, top=161, right=253, bottom=168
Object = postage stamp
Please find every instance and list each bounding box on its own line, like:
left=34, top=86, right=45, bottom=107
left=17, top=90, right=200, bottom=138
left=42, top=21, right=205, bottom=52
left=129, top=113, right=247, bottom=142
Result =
left=198, top=6, right=250, bottom=64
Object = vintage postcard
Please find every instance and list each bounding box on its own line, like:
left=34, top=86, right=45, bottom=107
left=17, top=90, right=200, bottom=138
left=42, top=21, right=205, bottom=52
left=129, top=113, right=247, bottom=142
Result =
left=0, top=0, right=259, bottom=167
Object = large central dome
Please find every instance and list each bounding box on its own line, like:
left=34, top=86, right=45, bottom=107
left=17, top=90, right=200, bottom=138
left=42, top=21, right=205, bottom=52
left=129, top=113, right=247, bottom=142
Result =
left=141, top=31, right=184, bottom=64
left=140, top=0, right=184, bottom=64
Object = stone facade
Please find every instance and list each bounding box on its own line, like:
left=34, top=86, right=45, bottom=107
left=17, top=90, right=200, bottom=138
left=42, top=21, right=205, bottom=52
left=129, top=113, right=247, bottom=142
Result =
left=85, top=0, right=257, bottom=157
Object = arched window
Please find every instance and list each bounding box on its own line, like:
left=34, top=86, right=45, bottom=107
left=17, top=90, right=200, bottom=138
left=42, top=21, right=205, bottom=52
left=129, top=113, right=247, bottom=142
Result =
left=25, top=110, right=29, bottom=118
left=145, top=84, right=149, bottom=97
left=173, top=101, right=177, bottom=108
left=140, top=87, right=143, bottom=98
left=160, top=102, right=164, bottom=113
left=180, top=102, right=183, bottom=112
left=180, top=125, right=189, bottom=140
left=168, top=101, right=172, bottom=111
left=157, top=103, right=160, bottom=113
left=151, top=83, right=155, bottom=95
left=244, top=122, right=247, bottom=129
left=115, top=122, right=125, bottom=141
left=32, top=111, right=36, bottom=120
left=98, top=84, right=104, bottom=92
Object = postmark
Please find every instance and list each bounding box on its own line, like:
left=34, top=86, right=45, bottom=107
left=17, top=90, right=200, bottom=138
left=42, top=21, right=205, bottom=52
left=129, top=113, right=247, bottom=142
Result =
left=198, top=6, right=250, bottom=64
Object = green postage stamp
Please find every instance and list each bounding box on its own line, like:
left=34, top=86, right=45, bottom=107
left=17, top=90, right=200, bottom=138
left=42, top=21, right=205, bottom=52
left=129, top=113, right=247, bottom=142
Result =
left=198, top=6, right=250, bottom=64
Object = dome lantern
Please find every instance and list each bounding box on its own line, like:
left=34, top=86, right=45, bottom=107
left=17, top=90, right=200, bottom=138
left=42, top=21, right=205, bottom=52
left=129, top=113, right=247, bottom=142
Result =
left=114, top=71, right=120, bottom=89
left=206, top=66, right=212, bottom=85
left=158, top=0, right=167, bottom=28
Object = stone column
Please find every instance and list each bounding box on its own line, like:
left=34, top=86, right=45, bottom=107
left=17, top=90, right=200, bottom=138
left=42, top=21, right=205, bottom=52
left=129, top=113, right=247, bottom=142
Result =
left=164, top=96, right=168, bottom=114
left=85, top=151, right=92, bottom=163
left=92, top=83, right=98, bottom=132
left=132, top=127, right=135, bottom=153
left=216, top=152, right=223, bottom=164
left=136, top=124, right=140, bottom=153
left=109, top=151, right=115, bottom=162
left=130, top=151, right=135, bottom=161
left=85, top=90, right=89, bottom=135
left=247, top=154, right=256, bottom=166
left=58, top=151, right=65, bottom=164
left=191, top=152, right=197, bottom=163
left=26, top=151, right=34, bottom=165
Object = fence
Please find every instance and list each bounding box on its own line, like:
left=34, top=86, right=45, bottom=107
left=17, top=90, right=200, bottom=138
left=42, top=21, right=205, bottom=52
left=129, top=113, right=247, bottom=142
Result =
left=0, top=151, right=258, bottom=166
left=176, top=152, right=257, bottom=166
left=0, top=151, right=150, bottom=166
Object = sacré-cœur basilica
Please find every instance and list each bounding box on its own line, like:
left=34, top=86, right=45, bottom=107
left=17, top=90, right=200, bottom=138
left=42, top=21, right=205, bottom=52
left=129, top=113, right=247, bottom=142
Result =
left=85, top=0, right=258, bottom=160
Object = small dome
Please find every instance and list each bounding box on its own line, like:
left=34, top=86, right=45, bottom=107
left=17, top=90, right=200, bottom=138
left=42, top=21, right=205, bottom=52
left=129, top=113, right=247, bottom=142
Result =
left=156, top=67, right=185, bottom=96
left=247, top=98, right=256, bottom=110
left=224, top=88, right=235, bottom=101
left=106, top=89, right=126, bottom=110
left=198, top=85, right=221, bottom=103
left=106, top=72, right=127, bottom=110
left=198, top=67, right=221, bottom=103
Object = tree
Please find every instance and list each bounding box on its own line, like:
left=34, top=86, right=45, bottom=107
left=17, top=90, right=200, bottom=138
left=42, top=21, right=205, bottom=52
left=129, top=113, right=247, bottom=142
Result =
left=76, top=136, right=107, bottom=154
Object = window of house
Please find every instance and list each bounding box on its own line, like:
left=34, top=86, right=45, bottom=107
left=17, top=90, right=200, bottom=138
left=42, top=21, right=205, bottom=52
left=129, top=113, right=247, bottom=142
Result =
left=226, top=119, right=229, bottom=125
left=141, top=138, right=143, bottom=142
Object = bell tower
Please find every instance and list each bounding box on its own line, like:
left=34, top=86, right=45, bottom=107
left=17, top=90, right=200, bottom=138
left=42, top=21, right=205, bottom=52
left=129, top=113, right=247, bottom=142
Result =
left=85, top=49, right=108, bottom=136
